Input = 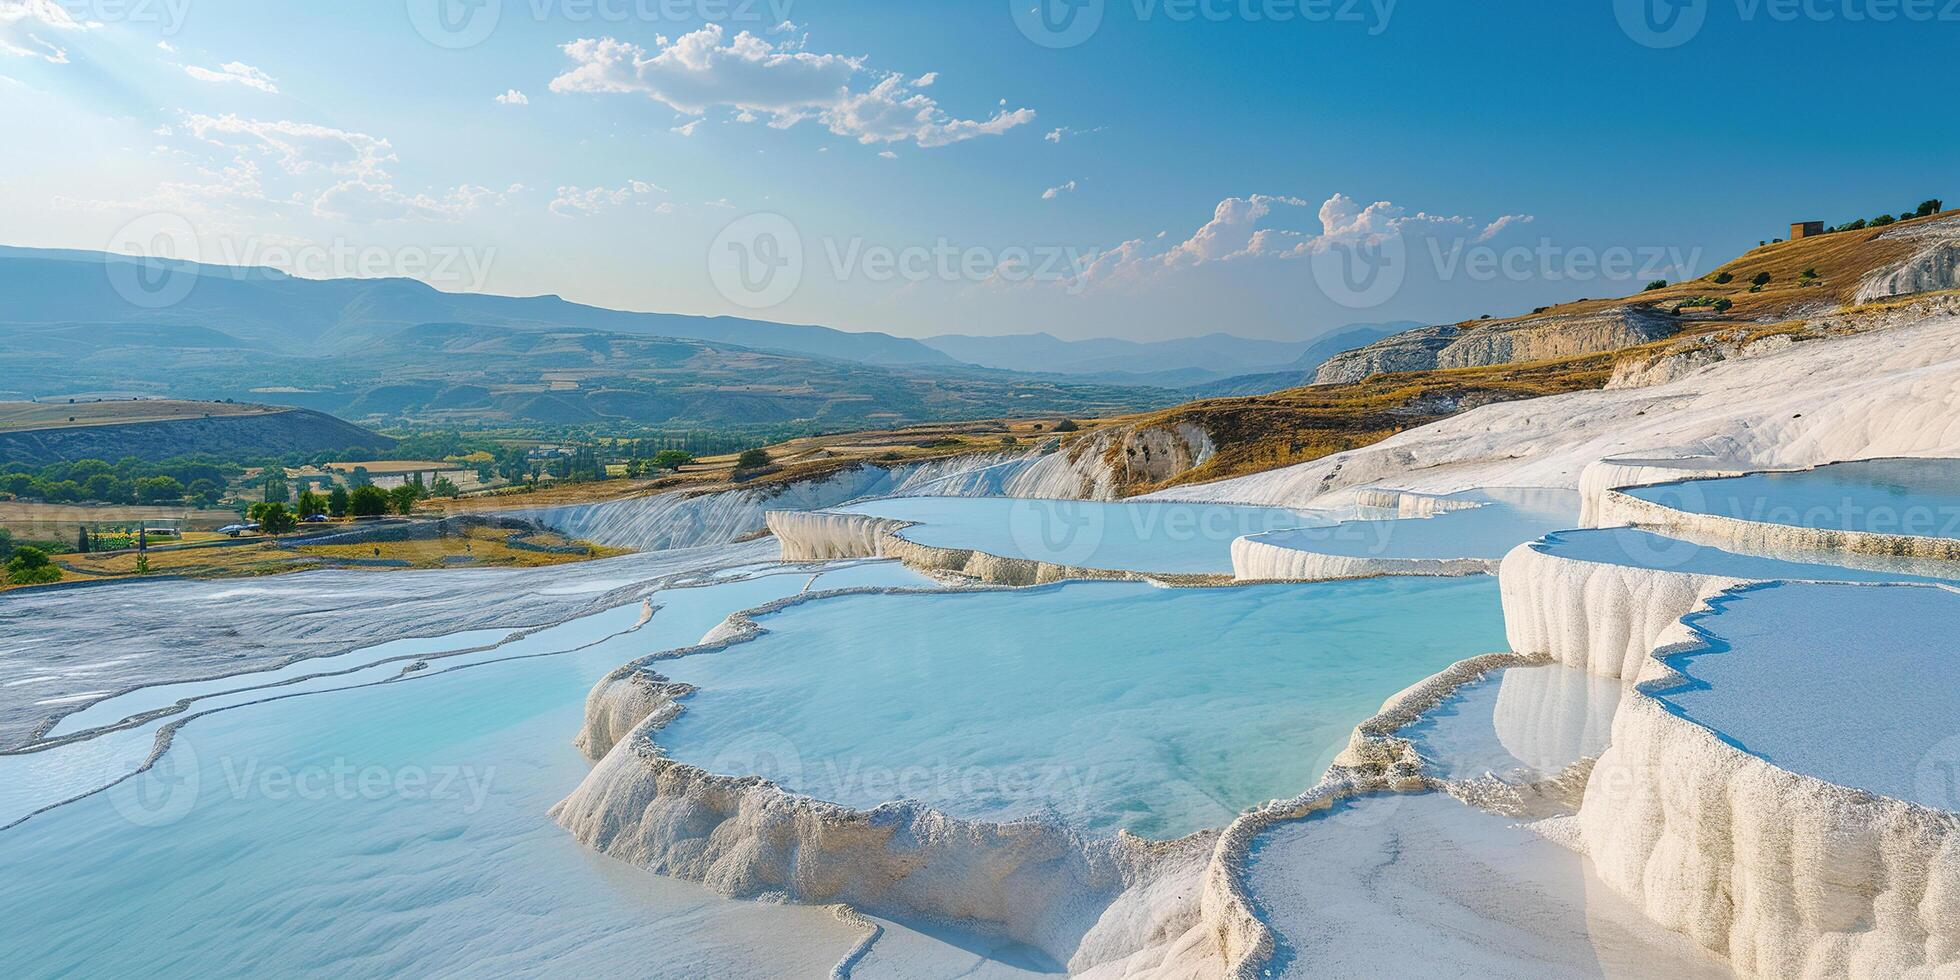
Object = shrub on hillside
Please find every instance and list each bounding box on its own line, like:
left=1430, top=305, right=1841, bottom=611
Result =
left=735, top=448, right=772, bottom=470
left=6, top=546, right=61, bottom=586
left=349, top=484, right=390, bottom=517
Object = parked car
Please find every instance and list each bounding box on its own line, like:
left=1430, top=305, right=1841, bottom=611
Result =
left=302, top=514, right=330, bottom=523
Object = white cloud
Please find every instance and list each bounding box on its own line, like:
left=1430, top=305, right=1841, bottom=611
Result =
left=182, top=113, right=393, bottom=178
left=1041, top=179, right=1077, bottom=200
left=1055, top=192, right=1531, bottom=290
left=878, top=150, right=896, bottom=159
left=0, top=0, right=91, bottom=64
left=124, top=113, right=510, bottom=223
left=549, top=25, right=1033, bottom=148
left=671, top=118, right=701, bottom=136
left=1044, top=125, right=1103, bottom=143
left=315, top=181, right=520, bottom=222
left=1477, top=213, right=1534, bottom=242
left=549, top=179, right=665, bottom=217
left=184, top=61, right=280, bottom=94
left=156, top=40, right=176, bottom=54
left=494, top=88, right=529, bottom=105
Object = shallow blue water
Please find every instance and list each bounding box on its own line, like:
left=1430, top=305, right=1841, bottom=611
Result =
left=0, top=562, right=977, bottom=978
left=839, top=496, right=1328, bottom=573
left=1653, top=582, right=1960, bottom=807
left=1530, top=527, right=1957, bottom=581
left=657, top=576, right=1509, bottom=839
left=1242, top=488, right=1580, bottom=561
left=1624, top=458, right=1960, bottom=539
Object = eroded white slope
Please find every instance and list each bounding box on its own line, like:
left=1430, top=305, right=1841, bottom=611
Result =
left=516, top=448, right=1125, bottom=552
left=1148, top=315, right=1960, bottom=507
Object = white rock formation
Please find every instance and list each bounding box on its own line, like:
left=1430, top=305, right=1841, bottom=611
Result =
left=1576, top=599, right=1960, bottom=976
left=1499, top=536, right=1744, bottom=680
left=1855, top=215, right=1960, bottom=305
left=1230, top=534, right=1493, bottom=582
left=1148, top=315, right=1960, bottom=508
left=518, top=448, right=1125, bottom=551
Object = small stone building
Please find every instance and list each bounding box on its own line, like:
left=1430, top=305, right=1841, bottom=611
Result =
left=1790, top=221, right=1825, bottom=239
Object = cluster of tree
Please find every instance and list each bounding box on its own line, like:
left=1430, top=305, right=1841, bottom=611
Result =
left=0, top=457, right=241, bottom=507
left=5, top=544, right=60, bottom=586
left=1824, top=199, right=1944, bottom=234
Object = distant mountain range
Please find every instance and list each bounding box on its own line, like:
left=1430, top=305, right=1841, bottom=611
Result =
left=0, top=246, right=1402, bottom=429
left=1181, top=323, right=1419, bottom=397
left=0, top=246, right=957, bottom=367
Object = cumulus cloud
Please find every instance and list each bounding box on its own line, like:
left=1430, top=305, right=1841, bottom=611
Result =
left=671, top=118, right=700, bottom=136
left=117, top=113, right=513, bottom=223
left=549, top=25, right=1033, bottom=148
left=1053, top=192, right=1532, bottom=290
left=549, top=179, right=665, bottom=217
left=0, top=0, right=91, bottom=64
left=1043, top=125, right=1103, bottom=143
left=1477, top=213, right=1534, bottom=242
left=1041, top=179, right=1077, bottom=200
left=185, top=61, right=280, bottom=94
left=182, top=113, right=393, bottom=179
left=494, top=88, right=529, bottom=105
left=315, top=180, right=520, bottom=222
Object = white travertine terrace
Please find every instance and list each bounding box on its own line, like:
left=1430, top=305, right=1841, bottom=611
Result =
left=1576, top=584, right=1960, bottom=977
left=1593, top=480, right=1960, bottom=567
left=553, top=314, right=1960, bottom=976
left=1148, top=315, right=1960, bottom=508
left=1232, top=489, right=1577, bottom=583
left=1229, top=534, right=1494, bottom=582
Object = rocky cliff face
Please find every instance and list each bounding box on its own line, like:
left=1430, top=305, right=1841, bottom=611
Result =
left=1313, top=306, right=1679, bottom=385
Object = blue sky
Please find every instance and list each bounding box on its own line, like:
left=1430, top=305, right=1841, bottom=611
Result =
left=1, top=0, right=1954, bottom=341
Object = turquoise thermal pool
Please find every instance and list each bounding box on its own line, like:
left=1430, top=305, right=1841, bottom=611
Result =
left=1623, top=458, right=1960, bottom=539
left=837, top=496, right=1329, bottom=573
left=654, top=575, right=1509, bottom=839
left=1653, top=581, right=1960, bottom=806
left=0, top=562, right=1068, bottom=977
left=1240, top=489, right=1580, bottom=562
left=1399, top=663, right=1622, bottom=781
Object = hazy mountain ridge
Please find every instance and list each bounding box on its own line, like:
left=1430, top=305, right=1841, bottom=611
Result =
left=0, top=247, right=957, bottom=366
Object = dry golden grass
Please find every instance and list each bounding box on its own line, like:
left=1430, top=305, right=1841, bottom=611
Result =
left=3, top=525, right=622, bottom=592
left=294, top=526, right=627, bottom=568
left=1094, top=352, right=1618, bottom=495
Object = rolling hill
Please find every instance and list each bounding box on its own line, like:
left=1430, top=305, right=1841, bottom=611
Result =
left=0, top=400, right=396, bottom=465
